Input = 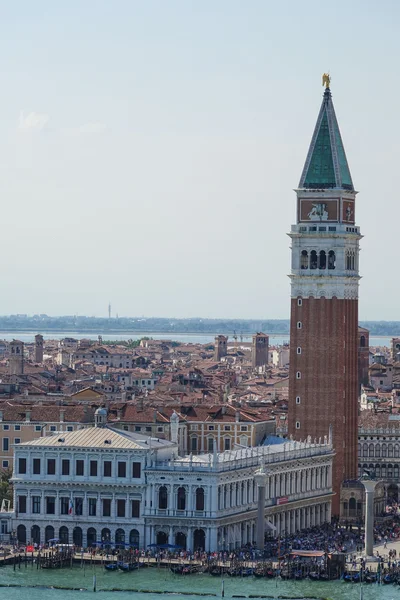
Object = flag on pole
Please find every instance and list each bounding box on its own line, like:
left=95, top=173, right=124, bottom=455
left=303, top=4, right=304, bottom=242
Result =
left=68, top=498, right=74, bottom=515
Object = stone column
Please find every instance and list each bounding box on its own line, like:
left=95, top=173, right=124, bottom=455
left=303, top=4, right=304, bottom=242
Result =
left=254, top=466, right=267, bottom=550
left=362, top=479, right=378, bottom=557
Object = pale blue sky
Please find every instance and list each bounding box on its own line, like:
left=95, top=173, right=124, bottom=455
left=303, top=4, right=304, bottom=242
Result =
left=1, top=0, right=399, bottom=319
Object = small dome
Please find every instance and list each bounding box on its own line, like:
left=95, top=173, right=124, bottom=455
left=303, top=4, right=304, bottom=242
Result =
left=95, top=407, right=107, bottom=416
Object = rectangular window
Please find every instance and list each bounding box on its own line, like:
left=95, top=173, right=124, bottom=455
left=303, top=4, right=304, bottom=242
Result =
left=132, top=462, right=141, bottom=478
left=33, top=458, right=41, bottom=474
left=75, top=460, right=84, bottom=476
left=103, top=461, right=112, bottom=477
left=75, top=497, right=83, bottom=516
left=90, top=460, right=98, bottom=477
left=297, top=347, right=301, bottom=354
left=117, top=462, right=126, bottom=478
left=88, top=498, right=97, bottom=516
left=3, top=438, right=9, bottom=452
left=62, top=459, right=70, bottom=475
left=14, top=438, right=20, bottom=445
left=297, top=321, right=302, bottom=329
left=18, top=496, right=27, bottom=513
left=224, top=438, right=231, bottom=450
left=224, top=425, right=231, bottom=431
left=191, top=437, right=198, bottom=452
left=135, top=426, right=141, bottom=432
left=145, top=426, right=151, bottom=432
left=60, top=497, right=69, bottom=515
left=47, top=458, right=56, bottom=475
left=50, top=426, right=56, bottom=432
left=131, top=500, right=140, bottom=518
left=117, top=499, right=125, bottom=517
left=208, top=426, right=214, bottom=431
left=2, top=460, right=8, bottom=469
left=67, top=426, right=73, bottom=432
left=240, top=426, right=247, bottom=432
left=14, top=425, right=21, bottom=431
left=208, top=438, right=214, bottom=452
left=3, top=425, right=9, bottom=431
left=102, top=498, right=111, bottom=517
left=35, top=425, right=41, bottom=432
left=32, top=496, right=40, bottom=514
left=296, top=421, right=301, bottom=430
left=18, top=458, right=26, bottom=474
left=296, top=396, right=301, bottom=404
left=46, top=497, right=55, bottom=515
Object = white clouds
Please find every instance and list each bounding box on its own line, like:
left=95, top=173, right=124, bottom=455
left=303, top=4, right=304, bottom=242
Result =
left=18, top=110, right=49, bottom=132
left=77, top=122, right=107, bottom=134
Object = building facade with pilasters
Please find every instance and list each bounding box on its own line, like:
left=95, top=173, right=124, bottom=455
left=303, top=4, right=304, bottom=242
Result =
left=11, top=422, right=333, bottom=551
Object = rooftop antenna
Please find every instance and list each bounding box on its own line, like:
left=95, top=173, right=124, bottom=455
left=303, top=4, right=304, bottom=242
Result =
left=108, top=303, right=111, bottom=319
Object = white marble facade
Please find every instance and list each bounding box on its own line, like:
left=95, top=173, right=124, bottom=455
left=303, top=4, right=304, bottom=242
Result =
left=10, top=420, right=334, bottom=552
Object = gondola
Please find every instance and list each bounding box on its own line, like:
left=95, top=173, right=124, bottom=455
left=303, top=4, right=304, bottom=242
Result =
left=383, top=574, right=393, bottom=584
left=352, top=572, right=361, bottom=583
left=170, top=565, right=184, bottom=575
left=105, top=562, right=118, bottom=571
left=343, top=573, right=353, bottom=582
left=209, top=566, right=222, bottom=576
left=364, top=573, right=377, bottom=584
left=309, top=572, right=320, bottom=581
left=118, top=561, right=138, bottom=572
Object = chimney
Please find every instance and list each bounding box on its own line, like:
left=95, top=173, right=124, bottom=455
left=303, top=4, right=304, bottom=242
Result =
left=235, top=410, right=240, bottom=423
left=117, top=408, right=122, bottom=420
left=25, top=410, right=31, bottom=422
left=60, top=410, right=65, bottom=423
left=153, top=409, right=157, bottom=423
left=137, top=397, right=144, bottom=411
left=0, top=411, right=3, bottom=422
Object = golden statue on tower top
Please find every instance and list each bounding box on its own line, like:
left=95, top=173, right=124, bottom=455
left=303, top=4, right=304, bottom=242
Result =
left=322, top=73, right=331, bottom=88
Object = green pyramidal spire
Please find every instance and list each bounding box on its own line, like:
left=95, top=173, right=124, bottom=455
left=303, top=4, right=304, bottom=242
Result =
left=299, top=86, right=354, bottom=191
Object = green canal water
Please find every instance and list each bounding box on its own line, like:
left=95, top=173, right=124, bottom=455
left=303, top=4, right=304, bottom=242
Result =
left=0, top=564, right=396, bottom=600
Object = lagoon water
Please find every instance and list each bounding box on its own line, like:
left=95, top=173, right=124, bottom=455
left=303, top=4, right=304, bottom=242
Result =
left=0, top=565, right=397, bottom=600
left=0, top=331, right=391, bottom=347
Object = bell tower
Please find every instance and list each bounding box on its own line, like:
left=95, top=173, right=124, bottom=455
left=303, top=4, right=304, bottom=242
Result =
left=288, top=76, right=361, bottom=515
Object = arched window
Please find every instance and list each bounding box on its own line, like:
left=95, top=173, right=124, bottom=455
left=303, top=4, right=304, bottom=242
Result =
left=382, top=444, right=387, bottom=458
left=115, top=528, right=125, bottom=545
left=358, top=444, right=361, bottom=457
left=395, top=445, right=399, bottom=458
left=73, top=527, right=83, bottom=547
left=381, top=464, right=387, bottom=477
left=363, top=443, right=368, bottom=457
left=129, top=529, right=139, bottom=547
left=375, top=464, right=381, bottom=477
left=328, top=250, right=336, bottom=270
left=375, top=445, right=380, bottom=457
left=369, top=444, right=374, bottom=457
left=31, top=525, right=40, bottom=545
left=349, top=497, right=356, bottom=510
left=319, top=250, right=326, bottom=269
left=300, top=250, right=308, bottom=269
left=17, top=525, right=26, bottom=543
left=360, top=336, right=366, bottom=348
left=87, top=527, right=96, bottom=547
left=389, top=444, right=394, bottom=458
left=158, top=486, right=168, bottom=509
left=310, top=250, right=318, bottom=270
left=45, top=525, right=54, bottom=543
left=59, top=526, right=69, bottom=544
left=388, top=464, right=393, bottom=478
left=177, top=487, right=186, bottom=510
left=196, top=488, right=205, bottom=511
